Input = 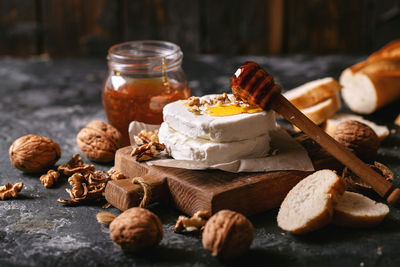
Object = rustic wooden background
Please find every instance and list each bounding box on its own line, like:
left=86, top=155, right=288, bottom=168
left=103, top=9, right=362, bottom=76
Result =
left=1, top=0, right=400, bottom=57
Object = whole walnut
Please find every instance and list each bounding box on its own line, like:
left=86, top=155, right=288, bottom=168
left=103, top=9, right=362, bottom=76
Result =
left=333, top=120, right=380, bottom=160
left=9, top=134, right=61, bottom=173
left=76, top=121, right=123, bottom=163
left=202, top=210, right=254, bottom=260
left=109, top=207, right=163, bottom=252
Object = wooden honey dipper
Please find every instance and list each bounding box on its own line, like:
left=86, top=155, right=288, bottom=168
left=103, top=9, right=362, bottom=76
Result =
left=230, top=61, right=400, bottom=206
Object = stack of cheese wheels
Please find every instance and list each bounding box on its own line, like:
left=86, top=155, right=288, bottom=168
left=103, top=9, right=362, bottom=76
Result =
left=158, top=94, right=277, bottom=165
left=340, top=39, right=400, bottom=114
left=283, top=77, right=342, bottom=127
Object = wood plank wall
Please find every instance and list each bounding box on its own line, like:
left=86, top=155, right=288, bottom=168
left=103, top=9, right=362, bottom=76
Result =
left=0, top=0, right=399, bottom=57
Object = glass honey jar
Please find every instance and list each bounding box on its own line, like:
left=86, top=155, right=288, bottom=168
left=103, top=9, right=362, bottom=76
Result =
left=102, top=40, right=190, bottom=145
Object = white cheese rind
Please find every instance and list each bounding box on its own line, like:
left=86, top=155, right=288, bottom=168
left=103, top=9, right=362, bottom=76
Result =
left=158, top=122, right=271, bottom=164
left=162, top=94, right=277, bottom=142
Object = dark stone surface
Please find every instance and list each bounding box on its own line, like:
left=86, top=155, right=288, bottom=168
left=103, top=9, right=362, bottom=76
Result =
left=0, top=55, right=399, bottom=267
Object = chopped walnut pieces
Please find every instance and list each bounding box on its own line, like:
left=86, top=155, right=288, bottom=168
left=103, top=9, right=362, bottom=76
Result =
left=186, top=93, right=259, bottom=115
left=215, top=92, right=230, bottom=103
left=187, top=96, right=201, bottom=106
left=108, top=167, right=126, bottom=180
left=40, top=169, right=60, bottom=188
left=58, top=154, right=95, bottom=176
left=136, top=130, right=159, bottom=144
left=188, top=105, right=201, bottom=115
left=0, top=182, right=23, bottom=200
left=57, top=155, right=116, bottom=206
left=131, top=142, right=166, bottom=162
left=58, top=170, right=111, bottom=205
left=173, top=210, right=211, bottom=233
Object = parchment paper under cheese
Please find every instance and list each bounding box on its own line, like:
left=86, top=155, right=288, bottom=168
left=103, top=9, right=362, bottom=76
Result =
left=128, top=121, right=314, bottom=173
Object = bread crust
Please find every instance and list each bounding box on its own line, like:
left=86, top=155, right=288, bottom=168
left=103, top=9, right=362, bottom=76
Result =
left=340, top=40, right=400, bottom=114
left=299, top=92, right=341, bottom=125
left=285, top=78, right=342, bottom=110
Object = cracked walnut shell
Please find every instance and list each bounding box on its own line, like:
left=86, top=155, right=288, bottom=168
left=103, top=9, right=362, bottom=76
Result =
left=202, top=210, right=254, bottom=260
left=333, top=120, right=380, bottom=160
left=76, top=121, right=123, bottom=163
left=109, top=207, right=163, bottom=252
left=9, top=134, right=61, bottom=173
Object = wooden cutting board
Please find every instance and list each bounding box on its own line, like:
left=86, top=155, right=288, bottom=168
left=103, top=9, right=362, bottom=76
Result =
left=105, top=132, right=342, bottom=216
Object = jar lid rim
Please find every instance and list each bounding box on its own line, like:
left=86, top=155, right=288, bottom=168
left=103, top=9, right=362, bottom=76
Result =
left=108, top=40, right=181, bottom=61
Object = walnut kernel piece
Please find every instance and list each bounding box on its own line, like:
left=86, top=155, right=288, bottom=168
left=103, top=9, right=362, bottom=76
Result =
left=333, top=120, right=380, bottom=160
left=58, top=154, right=95, bottom=176
left=76, top=120, right=124, bottom=163
left=187, top=96, right=200, bottom=106
left=9, top=134, right=61, bottom=173
left=66, top=173, right=86, bottom=199
left=173, top=210, right=211, bottom=233
left=0, top=182, right=24, bottom=200
left=40, top=169, right=60, bottom=188
left=108, top=168, right=126, bottom=180
left=188, top=105, right=201, bottom=115
left=202, top=210, right=254, bottom=260
left=137, top=130, right=159, bottom=144
left=131, top=142, right=166, bottom=162
left=109, top=207, right=163, bottom=252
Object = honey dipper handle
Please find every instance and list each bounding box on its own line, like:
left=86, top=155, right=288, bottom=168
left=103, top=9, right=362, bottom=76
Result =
left=270, top=93, right=398, bottom=203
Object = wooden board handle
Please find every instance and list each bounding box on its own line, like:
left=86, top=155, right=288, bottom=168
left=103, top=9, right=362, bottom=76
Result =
left=105, top=175, right=169, bottom=211
left=270, top=93, right=399, bottom=205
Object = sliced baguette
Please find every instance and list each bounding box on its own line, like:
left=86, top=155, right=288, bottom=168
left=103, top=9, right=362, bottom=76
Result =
left=284, top=77, right=342, bottom=109
left=322, top=113, right=389, bottom=140
left=277, top=170, right=345, bottom=234
left=332, top=191, right=389, bottom=228
left=298, top=92, right=341, bottom=125
left=340, top=40, right=400, bottom=114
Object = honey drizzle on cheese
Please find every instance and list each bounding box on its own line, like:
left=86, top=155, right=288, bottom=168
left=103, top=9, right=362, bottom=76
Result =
left=183, top=95, right=263, bottom=117
left=205, top=103, right=262, bottom=116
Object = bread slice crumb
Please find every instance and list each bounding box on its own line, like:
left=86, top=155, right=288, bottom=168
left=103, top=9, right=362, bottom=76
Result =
left=277, top=169, right=345, bottom=234
left=332, top=191, right=389, bottom=228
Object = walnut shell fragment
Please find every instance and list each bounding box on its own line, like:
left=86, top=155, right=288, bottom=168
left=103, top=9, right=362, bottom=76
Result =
left=9, top=134, right=61, bottom=173
left=0, top=182, right=24, bottom=200
left=109, top=207, right=163, bottom=252
left=57, top=170, right=109, bottom=205
left=77, top=121, right=123, bottom=163
left=342, top=161, right=394, bottom=194
left=333, top=120, right=380, bottom=160
left=202, top=210, right=254, bottom=260
left=58, top=154, right=95, bottom=176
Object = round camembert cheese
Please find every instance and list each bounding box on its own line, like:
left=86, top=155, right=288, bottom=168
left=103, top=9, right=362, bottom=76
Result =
left=162, top=94, right=276, bottom=142
left=158, top=94, right=278, bottom=164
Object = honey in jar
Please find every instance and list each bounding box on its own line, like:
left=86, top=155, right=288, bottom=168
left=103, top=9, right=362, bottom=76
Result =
left=102, top=41, right=190, bottom=144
